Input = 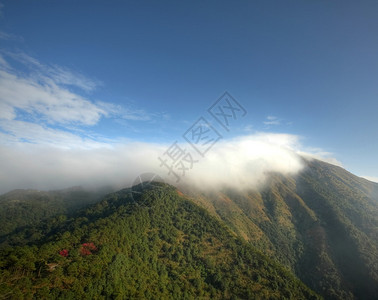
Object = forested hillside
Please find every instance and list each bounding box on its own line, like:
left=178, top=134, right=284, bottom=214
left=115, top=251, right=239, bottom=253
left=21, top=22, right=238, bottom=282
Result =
left=1, top=159, right=377, bottom=299
left=0, top=187, right=112, bottom=241
left=0, top=183, right=320, bottom=299
left=183, top=159, right=378, bottom=300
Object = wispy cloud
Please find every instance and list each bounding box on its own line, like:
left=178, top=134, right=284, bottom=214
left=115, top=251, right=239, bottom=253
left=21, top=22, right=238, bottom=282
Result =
left=3, top=51, right=100, bottom=92
left=263, top=115, right=281, bottom=126
left=96, top=101, right=151, bottom=121
left=0, top=30, right=24, bottom=42
left=297, top=148, right=343, bottom=167
left=0, top=66, right=106, bottom=125
left=0, top=51, right=159, bottom=147
left=0, top=54, right=10, bottom=69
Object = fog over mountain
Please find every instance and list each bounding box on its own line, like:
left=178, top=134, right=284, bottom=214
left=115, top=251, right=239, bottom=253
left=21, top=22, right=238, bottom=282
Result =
left=0, top=133, right=341, bottom=195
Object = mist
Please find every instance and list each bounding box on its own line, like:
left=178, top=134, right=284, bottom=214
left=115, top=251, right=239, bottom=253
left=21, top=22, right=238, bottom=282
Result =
left=0, top=133, right=335, bottom=195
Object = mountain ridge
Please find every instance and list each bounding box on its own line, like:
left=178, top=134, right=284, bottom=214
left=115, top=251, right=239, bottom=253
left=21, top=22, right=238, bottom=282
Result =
left=0, top=159, right=377, bottom=299
left=0, top=183, right=321, bottom=299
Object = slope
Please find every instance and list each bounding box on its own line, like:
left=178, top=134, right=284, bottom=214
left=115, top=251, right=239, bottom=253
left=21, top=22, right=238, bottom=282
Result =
left=0, top=183, right=320, bottom=299
left=183, top=159, right=378, bottom=300
left=0, top=186, right=112, bottom=240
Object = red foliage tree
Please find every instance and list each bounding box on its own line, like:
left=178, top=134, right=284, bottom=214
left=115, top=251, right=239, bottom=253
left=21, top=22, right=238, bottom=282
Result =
left=59, top=249, right=69, bottom=257
left=80, top=242, right=97, bottom=256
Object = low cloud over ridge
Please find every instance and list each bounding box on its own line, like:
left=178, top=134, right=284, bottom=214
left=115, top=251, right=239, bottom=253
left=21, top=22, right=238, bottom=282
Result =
left=0, top=133, right=337, bottom=194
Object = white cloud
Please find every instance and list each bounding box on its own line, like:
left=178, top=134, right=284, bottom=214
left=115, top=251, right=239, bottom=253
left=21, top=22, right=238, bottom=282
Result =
left=184, top=133, right=304, bottom=190
left=0, top=51, right=161, bottom=146
left=0, top=52, right=108, bottom=126
left=0, top=100, right=16, bottom=120
left=0, top=132, right=339, bottom=194
left=46, top=65, right=100, bottom=92
left=0, top=141, right=166, bottom=193
left=0, top=69, right=106, bottom=125
left=297, top=148, right=343, bottom=167
left=3, top=51, right=99, bottom=91
left=0, top=119, right=111, bottom=149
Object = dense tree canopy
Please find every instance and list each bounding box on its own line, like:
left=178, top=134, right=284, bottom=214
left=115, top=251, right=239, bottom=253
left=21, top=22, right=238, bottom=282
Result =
left=0, top=183, right=320, bottom=299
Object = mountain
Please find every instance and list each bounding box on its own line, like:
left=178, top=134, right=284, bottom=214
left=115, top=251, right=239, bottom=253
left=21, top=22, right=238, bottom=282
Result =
left=0, top=186, right=112, bottom=241
left=0, top=183, right=320, bottom=299
left=182, top=159, right=378, bottom=299
left=0, top=158, right=377, bottom=299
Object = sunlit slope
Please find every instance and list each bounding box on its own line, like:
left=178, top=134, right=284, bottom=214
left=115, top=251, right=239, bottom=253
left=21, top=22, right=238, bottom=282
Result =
left=187, top=159, right=378, bottom=300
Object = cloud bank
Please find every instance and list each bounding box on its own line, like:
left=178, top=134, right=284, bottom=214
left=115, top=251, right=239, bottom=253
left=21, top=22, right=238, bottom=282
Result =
left=0, top=133, right=336, bottom=195
left=183, top=133, right=304, bottom=190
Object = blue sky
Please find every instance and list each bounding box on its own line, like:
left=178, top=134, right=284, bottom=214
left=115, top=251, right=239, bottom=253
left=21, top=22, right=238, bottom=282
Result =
left=0, top=0, right=378, bottom=191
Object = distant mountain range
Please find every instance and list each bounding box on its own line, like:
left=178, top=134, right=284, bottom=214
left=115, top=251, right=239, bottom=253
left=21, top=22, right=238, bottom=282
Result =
left=0, top=159, right=377, bottom=299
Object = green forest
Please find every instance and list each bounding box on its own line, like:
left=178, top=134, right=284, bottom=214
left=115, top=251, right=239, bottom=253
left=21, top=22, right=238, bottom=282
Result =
left=0, top=183, right=320, bottom=299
